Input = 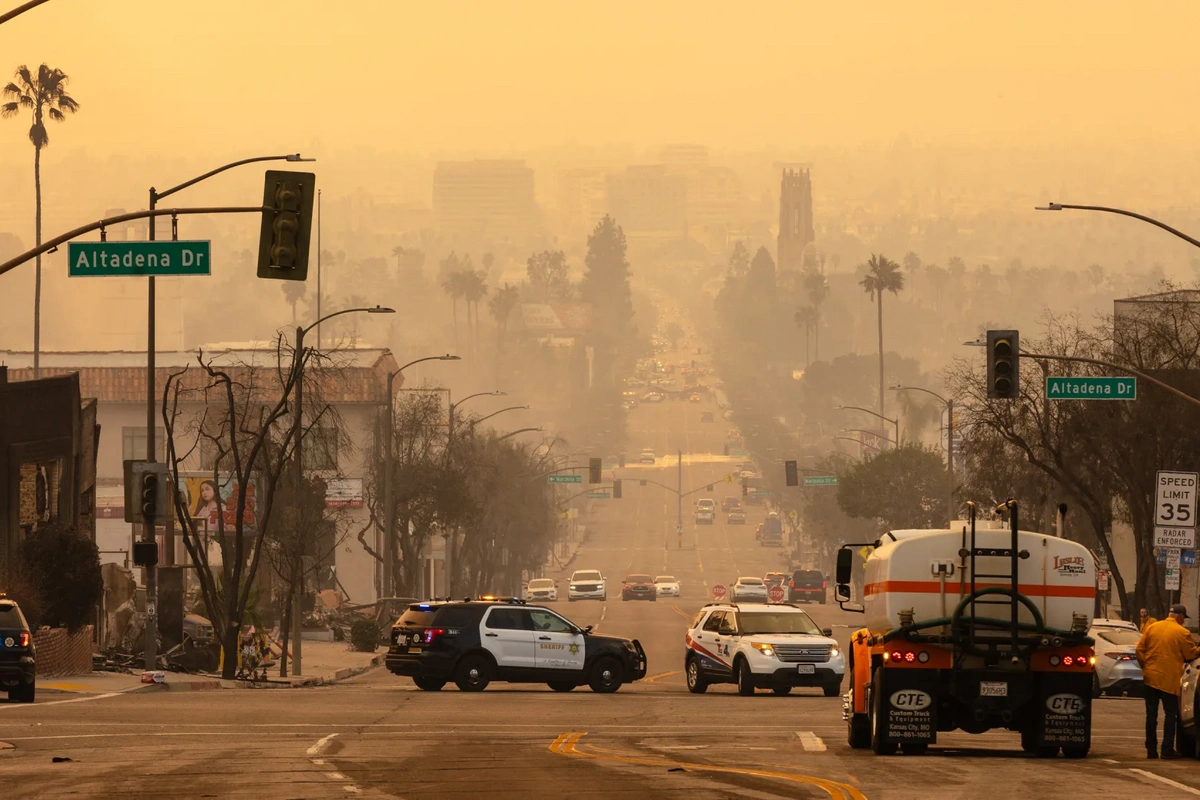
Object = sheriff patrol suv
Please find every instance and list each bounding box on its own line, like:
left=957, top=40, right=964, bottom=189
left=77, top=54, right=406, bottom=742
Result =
left=386, top=598, right=647, bottom=693
left=0, top=594, right=35, bottom=703
left=684, top=602, right=843, bottom=697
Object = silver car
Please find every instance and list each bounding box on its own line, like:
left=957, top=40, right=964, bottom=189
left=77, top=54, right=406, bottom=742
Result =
left=1089, top=619, right=1143, bottom=697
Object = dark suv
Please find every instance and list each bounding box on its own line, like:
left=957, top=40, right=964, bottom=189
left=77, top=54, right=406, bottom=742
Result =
left=386, top=599, right=647, bottom=693
left=788, top=570, right=827, bottom=604
left=0, top=596, right=35, bottom=703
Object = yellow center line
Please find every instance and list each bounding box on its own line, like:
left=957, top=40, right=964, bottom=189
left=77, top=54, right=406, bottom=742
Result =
left=643, top=670, right=681, bottom=683
left=549, top=732, right=867, bottom=800
left=671, top=605, right=691, bottom=621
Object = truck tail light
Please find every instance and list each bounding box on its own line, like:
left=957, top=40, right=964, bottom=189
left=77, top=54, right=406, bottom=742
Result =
left=423, top=628, right=446, bottom=645
left=822, top=581, right=827, bottom=589
left=18, top=631, right=30, bottom=648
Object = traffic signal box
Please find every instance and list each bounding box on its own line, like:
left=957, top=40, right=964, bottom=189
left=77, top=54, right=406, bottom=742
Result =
left=612, top=480, right=622, bottom=499
left=785, top=460, right=799, bottom=486
left=987, top=329, right=1020, bottom=399
left=589, top=458, right=602, bottom=484
left=257, top=170, right=316, bottom=281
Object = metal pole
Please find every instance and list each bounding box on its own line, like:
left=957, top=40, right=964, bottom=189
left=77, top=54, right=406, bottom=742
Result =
left=292, top=325, right=305, bottom=676
left=446, top=395, right=455, bottom=597
left=316, top=190, right=322, bottom=350
left=143, top=187, right=158, bottom=673
left=946, top=398, right=954, bottom=521
left=677, top=449, right=683, bottom=548
left=383, top=371, right=397, bottom=597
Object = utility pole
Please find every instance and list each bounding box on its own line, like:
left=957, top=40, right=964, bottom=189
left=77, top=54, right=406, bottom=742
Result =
left=946, top=398, right=955, bottom=520
left=292, top=325, right=305, bottom=677
left=143, top=187, right=159, bottom=673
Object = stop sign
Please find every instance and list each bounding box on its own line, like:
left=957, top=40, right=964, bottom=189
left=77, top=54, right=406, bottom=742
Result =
left=767, top=585, right=785, bottom=603
left=712, top=584, right=727, bottom=600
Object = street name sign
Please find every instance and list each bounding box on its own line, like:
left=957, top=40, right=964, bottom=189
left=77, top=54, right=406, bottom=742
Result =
left=1045, top=376, right=1136, bottom=400
left=1154, top=527, right=1196, bottom=549
left=1155, top=470, right=1199, bottom=529
left=804, top=475, right=838, bottom=487
left=548, top=474, right=582, bottom=484
left=1167, top=566, right=1182, bottom=591
left=68, top=241, right=211, bottom=277
left=586, top=491, right=610, bottom=499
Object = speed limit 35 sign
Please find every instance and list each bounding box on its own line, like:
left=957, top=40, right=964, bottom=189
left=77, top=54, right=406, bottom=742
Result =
left=1155, top=470, right=1199, bottom=549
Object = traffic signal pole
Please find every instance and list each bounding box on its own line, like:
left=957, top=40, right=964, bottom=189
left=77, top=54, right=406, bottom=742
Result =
left=677, top=449, right=683, bottom=548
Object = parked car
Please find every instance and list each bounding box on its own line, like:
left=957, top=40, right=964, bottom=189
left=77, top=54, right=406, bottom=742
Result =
left=0, top=594, right=35, bottom=703
left=621, top=574, right=657, bottom=601
left=1089, top=619, right=1143, bottom=697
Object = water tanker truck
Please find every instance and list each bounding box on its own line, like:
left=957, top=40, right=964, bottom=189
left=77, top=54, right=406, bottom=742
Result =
left=836, top=500, right=1096, bottom=757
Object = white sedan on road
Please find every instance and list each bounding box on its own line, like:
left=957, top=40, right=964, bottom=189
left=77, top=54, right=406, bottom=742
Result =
left=654, top=575, right=680, bottom=598
left=731, top=576, right=768, bottom=603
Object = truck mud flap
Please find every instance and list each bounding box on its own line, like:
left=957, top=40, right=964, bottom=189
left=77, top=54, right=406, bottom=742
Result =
left=1035, top=673, right=1091, bottom=751
left=879, top=668, right=938, bottom=745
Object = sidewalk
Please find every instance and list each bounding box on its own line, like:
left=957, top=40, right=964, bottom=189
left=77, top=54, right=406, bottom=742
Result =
left=39, top=640, right=384, bottom=694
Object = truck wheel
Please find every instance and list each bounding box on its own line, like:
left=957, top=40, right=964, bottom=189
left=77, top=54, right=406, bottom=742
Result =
left=848, top=708, right=871, bottom=749
left=1035, top=745, right=1060, bottom=758
left=823, top=682, right=841, bottom=698
left=772, top=686, right=791, bottom=696
left=1092, top=673, right=1103, bottom=698
left=1020, top=728, right=1037, bottom=753
left=686, top=657, right=708, bottom=694
left=12, top=681, right=34, bottom=704
left=869, top=674, right=898, bottom=755
left=548, top=682, right=576, bottom=692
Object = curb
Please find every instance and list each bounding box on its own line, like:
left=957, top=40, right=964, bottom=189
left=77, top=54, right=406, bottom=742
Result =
left=217, top=653, right=386, bottom=689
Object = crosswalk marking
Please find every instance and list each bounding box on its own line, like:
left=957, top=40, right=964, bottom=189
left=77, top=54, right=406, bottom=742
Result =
left=796, top=731, right=826, bottom=752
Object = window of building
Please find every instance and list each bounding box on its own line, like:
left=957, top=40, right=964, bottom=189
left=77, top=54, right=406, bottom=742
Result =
left=122, top=427, right=165, bottom=462
left=302, top=425, right=338, bottom=471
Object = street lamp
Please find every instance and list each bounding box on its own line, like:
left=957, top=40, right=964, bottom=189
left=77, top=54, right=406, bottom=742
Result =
left=290, top=304, right=393, bottom=676
left=892, top=384, right=955, bottom=520
left=836, top=405, right=900, bottom=445
left=1036, top=202, right=1200, bottom=250
left=382, top=355, right=459, bottom=598
left=139, top=151, right=313, bottom=674
left=832, top=436, right=870, bottom=456
left=841, top=427, right=896, bottom=445
left=468, top=405, right=531, bottom=429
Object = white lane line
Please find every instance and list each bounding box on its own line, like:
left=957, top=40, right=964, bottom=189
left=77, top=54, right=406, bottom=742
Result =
left=327, top=772, right=346, bottom=780
left=307, top=732, right=340, bottom=756
left=0, top=692, right=121, bottom=710
left=343, top=787, right=361, bottom=794
left=1128, top=768, right=1200, bottom=795
left=797, top=731, right=826, bottom=752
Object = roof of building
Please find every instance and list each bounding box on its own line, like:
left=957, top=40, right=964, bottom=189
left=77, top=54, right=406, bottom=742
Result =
left=1116, top=290, right=1200, bottom=304
left=0, top=344, right=400, bottom=404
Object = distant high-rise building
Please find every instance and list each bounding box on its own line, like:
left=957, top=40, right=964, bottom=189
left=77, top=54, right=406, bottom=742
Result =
left=605, top=165, right=687, bottom=234
left=777, top=167, right=814, bottom=271
left=432, top=160, right=537, bottom=238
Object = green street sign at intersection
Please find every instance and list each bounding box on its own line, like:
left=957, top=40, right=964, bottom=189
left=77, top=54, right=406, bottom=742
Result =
left=548, top=474, right=582, bottom=484
left=68, top=241, right=211, bottom=277
left=803, top=475, right=838, bottom=487
left=1046, top=376, right=1136, bottom=400
left=586, top=491, right=611, bottom=499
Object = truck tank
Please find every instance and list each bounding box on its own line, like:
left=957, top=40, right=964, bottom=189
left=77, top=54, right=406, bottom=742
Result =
left=862, top=528, right=1095, bottom=635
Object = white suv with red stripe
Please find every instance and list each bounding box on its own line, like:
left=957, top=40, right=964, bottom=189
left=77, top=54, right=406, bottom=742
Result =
left=684, top=602, right=844, bottom=696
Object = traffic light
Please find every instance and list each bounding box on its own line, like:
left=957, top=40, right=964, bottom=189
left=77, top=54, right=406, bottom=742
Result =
left=612, top=480, right=622, bottom=499
left=141, top=471, right=159, bottom=523
left=986, top=329, right=1020, bottom=399
left=589, top=457, right=602, bottom=484
left=785, top=460, right=798, bottom=487
left=618, top=453, right=626, bottom=468
left=742, top=482, right=748, bottom=497
left=640, top=479, right=647, bottom=487
left=257, top=170, right=316, bottom=281
left=706, top=484, right=713, bottom=492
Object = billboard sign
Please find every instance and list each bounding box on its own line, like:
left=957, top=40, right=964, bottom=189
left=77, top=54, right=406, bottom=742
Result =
left=325, top=478, right=363, bottom=508
left=178, top=473, right=258, bottom=529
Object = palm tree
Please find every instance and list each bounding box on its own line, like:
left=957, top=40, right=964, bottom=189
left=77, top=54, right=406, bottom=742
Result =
left=803, top=268, right=829, bottom=362
left=859, top=253, right=905, bottom=421
left=488, top=284, right=520, bottom=348
left=440, top=270, right=466, bottom=351
left=2, top=64, right=80, bottom=377
left=793, top=306, right=817, bottom=368
left=460, top=270, right=489, bottom=353
left=281, top=281, right=306, bottom=325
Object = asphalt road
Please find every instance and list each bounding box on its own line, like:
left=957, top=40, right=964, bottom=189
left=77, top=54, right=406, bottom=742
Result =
left=1, top=344, right=1196, bottom=798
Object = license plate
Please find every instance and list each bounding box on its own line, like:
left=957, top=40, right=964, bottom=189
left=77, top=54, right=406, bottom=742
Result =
left=980, top=681, right=1007, bottom=697
left=408, top=647, right=421, bottom=654
left=797, top=664, right=815, bottom=674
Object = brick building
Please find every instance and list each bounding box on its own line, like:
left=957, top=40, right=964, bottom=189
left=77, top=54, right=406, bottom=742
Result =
left=0, top=367, right=99, bottom=574
left=0, top=344, right=400, bottom=605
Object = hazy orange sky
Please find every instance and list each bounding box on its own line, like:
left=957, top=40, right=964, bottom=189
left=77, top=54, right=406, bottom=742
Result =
left=2, top=0, right=1198, bottom=160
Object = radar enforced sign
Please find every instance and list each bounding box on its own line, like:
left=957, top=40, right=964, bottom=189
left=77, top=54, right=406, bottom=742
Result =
left=1155, top=470, right=1199, bottom=549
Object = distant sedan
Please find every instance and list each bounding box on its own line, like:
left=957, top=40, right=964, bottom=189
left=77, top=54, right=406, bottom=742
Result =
left=654, top=575, right=680, bottom=598
left=727, top=510, right=746, bottom=524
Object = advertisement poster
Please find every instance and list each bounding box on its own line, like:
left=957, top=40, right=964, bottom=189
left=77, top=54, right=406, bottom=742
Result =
left=178, top=473, right=257, bottom=530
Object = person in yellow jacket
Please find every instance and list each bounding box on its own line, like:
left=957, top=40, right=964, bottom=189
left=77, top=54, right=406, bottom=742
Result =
left=1139, top=608, right=1158, bottom=634
left=1136, top=604, right=1200, bottom=759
